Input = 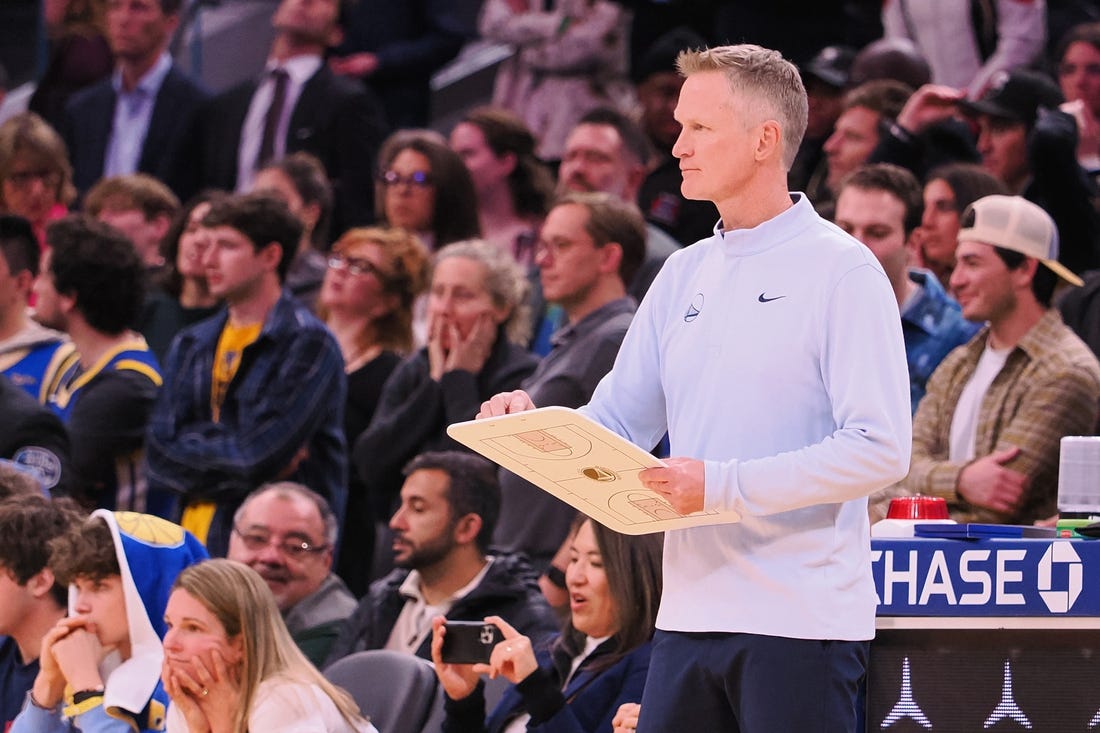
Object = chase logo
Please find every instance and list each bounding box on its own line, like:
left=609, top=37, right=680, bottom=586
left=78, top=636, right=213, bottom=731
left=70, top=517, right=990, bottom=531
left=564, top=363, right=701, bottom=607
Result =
left=684, top=293, right=704, bottom=322
left=871, top=539, right=1099, bottom=617
left=1038, top=541, right=1082, bottom=613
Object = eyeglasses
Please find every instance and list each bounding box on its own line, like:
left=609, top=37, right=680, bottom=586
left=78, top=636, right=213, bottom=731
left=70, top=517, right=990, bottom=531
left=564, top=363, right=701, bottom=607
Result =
left=379, top=170, right=433, bottom=188
left=232, top=526, right=328, bottom=559
left=328, top=254, right=387, bottom=279
left=534, top=239, right=577, bottom=259
left=5, top=170, right=61, bottom=190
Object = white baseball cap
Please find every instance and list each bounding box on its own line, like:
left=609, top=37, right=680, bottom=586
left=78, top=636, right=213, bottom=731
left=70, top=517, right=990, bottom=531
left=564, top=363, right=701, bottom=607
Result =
left=958, top=195, right=1084, bottom=287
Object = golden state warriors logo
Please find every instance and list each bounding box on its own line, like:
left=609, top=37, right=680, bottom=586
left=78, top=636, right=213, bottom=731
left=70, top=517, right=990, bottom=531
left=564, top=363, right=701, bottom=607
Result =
left=684, top=293, right=703, bottom=322
left=582, top=466, right=618, bottom=482
left=113, top=512, right=186, bottom=547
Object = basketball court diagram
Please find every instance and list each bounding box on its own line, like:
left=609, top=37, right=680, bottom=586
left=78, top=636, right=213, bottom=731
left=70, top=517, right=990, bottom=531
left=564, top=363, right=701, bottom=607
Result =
left=448, top=407, right=741, bottom=535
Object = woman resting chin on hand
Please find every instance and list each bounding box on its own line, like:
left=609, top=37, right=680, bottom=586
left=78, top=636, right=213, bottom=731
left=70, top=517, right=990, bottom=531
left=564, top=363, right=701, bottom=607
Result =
left=162, top=559, right=376, bottom=733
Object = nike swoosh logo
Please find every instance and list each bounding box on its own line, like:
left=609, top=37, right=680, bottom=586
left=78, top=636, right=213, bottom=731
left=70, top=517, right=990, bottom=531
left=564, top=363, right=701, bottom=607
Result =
left=758, top=293, right=786, bottom=303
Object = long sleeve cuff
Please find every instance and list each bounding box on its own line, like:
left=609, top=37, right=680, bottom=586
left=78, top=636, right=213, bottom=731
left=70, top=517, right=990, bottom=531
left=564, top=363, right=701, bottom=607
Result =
left=11, top=693, right=63, bottom=733
left=515, top=666, right=566, bottom=722
left=443, top=679, right=487, bottom=723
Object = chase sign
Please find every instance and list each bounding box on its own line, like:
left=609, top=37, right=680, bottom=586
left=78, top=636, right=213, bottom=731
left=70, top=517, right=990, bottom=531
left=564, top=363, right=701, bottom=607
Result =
left=871, top=539, right=1100, bottom=616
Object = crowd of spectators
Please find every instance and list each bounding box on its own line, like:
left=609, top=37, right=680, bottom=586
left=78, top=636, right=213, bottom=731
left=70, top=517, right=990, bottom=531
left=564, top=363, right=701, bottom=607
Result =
left=3, top=0, right=1100, bottom=730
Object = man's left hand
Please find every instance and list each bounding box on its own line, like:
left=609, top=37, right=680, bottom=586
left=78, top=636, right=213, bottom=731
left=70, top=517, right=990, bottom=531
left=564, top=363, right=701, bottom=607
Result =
left=640, top=458, right=705, bottom=515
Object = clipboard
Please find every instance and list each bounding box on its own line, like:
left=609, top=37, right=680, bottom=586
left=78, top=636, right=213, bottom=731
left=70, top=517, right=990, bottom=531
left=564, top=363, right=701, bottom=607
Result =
left=446, top=406, right=741, bottom=535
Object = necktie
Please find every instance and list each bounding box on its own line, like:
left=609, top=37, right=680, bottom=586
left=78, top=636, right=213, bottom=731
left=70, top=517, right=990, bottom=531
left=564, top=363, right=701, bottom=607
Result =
left=258, top=68, right=289, bottom=169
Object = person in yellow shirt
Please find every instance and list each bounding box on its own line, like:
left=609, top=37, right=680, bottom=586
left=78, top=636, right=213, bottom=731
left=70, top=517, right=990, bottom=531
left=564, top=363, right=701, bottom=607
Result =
left=145, top=193, right=347, bottom=556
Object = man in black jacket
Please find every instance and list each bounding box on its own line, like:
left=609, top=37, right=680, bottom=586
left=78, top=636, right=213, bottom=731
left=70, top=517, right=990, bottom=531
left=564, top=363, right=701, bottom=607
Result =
left=62, top=0, right=207, bottom=198
left=188, top=0, right=386, bottom=239
left=324, top=451, right=558, bottom=666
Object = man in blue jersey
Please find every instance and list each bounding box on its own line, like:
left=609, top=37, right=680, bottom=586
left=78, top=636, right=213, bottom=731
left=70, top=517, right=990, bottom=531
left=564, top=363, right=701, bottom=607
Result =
left=34, top=216, right=163, bottom=513
left=481, top=44, right=912, bottom=731
left=0, top=215, right=75, bottom=404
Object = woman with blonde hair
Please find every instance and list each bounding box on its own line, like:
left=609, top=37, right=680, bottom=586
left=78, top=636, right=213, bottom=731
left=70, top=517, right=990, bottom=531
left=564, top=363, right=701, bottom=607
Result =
left=0, top=113, right=76, bottom=249
left=318, top=226, right=430, bottom=593
left=162, top=559, right=376, bottom=733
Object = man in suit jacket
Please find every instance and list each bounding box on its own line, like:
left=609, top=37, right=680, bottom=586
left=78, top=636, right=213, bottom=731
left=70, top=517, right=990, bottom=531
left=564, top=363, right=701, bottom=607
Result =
left=62, top=0, right=207, bottom=199
left=190, top=0, right=387, bottom=241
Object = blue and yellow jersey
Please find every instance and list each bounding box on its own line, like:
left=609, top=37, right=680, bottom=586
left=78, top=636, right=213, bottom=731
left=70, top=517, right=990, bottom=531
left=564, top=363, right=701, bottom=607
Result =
left=0, top=339, right=79, bottom=405
left=48, top=338, right=162, bottom=421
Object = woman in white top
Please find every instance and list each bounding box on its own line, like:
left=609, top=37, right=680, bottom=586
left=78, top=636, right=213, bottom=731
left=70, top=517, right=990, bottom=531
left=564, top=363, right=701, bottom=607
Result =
left=161, top=559, right=376, bottom=733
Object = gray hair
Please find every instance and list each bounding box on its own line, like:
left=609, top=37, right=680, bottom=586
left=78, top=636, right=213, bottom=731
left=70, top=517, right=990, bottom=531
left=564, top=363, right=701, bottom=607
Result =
left=432, top=239, right=531, bottom=346
left=676, top=44, right=808, bottom=170
left=233, top=482, right=338, bottom=547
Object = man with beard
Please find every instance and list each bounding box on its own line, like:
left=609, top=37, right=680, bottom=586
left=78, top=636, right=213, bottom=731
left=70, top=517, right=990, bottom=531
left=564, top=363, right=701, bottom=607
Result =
left=226, top=482, right=356, bottom=667
left=324, top=451, right=557, bottom=666
left=634, top=28, right=720, bottom=248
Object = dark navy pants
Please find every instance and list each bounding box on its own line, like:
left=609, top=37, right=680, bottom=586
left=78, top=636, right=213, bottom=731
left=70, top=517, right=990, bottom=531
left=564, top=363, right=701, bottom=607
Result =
left=636, top=630, right=869, bottom=733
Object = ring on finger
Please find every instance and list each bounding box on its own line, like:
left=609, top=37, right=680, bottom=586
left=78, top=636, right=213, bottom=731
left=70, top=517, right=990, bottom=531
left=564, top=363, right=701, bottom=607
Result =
left=201, top=688, right=209, bottom=697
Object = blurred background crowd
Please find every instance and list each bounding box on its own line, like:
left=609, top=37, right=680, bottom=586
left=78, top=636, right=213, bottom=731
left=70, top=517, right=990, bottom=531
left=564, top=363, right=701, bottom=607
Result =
left=2, top=1, right=1100, bottom=730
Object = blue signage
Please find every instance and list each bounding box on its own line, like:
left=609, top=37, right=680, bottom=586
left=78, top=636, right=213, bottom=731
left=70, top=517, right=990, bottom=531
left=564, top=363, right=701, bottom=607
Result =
left=871, top=538, right=1100, bottom=616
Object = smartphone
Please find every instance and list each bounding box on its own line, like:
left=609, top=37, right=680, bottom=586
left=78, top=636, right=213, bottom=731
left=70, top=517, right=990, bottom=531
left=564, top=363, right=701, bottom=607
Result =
left=441, top=621, right=504, bottom=664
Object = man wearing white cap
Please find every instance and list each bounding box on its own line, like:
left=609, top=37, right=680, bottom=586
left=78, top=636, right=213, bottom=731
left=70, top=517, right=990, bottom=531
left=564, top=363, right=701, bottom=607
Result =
left=889, top=194, right=1100, bottom=524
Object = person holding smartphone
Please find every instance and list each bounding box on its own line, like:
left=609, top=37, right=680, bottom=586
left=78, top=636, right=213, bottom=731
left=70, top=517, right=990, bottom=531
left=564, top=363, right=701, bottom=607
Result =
left=430, top=518, right=662, bottom=733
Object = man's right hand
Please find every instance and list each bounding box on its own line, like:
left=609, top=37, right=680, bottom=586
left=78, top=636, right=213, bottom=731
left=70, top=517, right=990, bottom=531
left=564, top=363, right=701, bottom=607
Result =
left=957, top=446, right=1029, bottom=514
left=477, top=390, right=536, bottom=418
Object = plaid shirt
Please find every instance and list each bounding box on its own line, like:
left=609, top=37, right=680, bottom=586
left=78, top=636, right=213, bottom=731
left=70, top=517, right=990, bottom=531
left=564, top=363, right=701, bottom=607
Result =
left=887, top=308, right=1100, bottom=524
left=145, top=293, right=346, bottom=551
